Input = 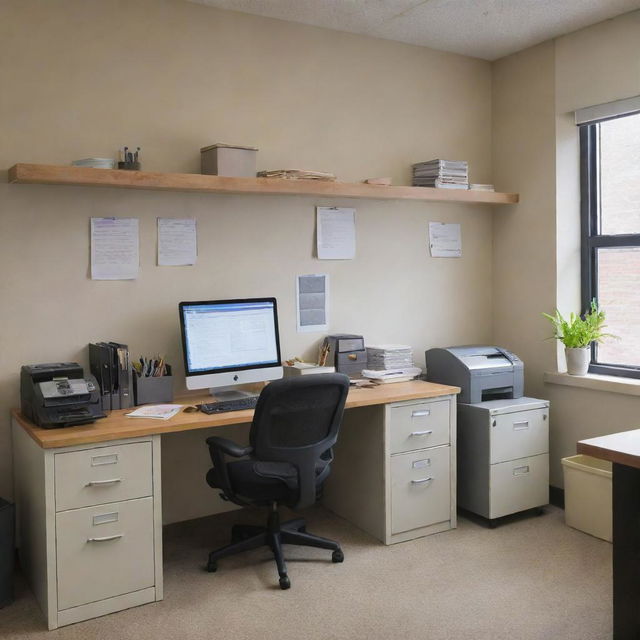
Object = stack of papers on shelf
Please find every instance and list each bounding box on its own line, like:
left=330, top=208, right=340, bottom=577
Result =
left=361, top=367, right=422, bottom=384
left=72, top=158, right=116, bottom=169
left=366, top=344, right=414, bottom=370
left=257, top=169, right=336, bottom=181
left=126, top=404, right=182, bottom=420
left=469, top=184, right=495, bottom=192
left=412, top=159, right=468, bottom=190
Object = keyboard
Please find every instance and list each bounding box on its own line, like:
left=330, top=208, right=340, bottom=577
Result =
left=199, top=396, right=259, bottom=414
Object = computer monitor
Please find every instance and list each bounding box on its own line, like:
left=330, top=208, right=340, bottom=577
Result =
left=178, top=297, right=283, bottom=399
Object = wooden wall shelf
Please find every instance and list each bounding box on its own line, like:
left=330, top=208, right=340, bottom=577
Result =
left=8, top=163, right=519, bottom=205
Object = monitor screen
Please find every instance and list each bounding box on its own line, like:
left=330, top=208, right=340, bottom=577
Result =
left=179, top=298, right=281, bottom=377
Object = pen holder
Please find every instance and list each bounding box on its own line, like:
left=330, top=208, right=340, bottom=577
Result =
left=118, top=161, right=141, bottom=171
left=133, top=366, right=173, bottom=405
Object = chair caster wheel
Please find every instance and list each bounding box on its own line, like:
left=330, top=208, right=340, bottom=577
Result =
left=279, top=576, right=291, bottom=590
left=332, top=550, right=344, bottom=563
left=207, top=560, right=218, bottom=573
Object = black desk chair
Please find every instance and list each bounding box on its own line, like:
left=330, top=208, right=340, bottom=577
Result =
left=205, top=373, right=350, bottom=589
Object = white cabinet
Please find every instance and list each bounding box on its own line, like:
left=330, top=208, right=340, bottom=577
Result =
left=457, top=397, right=549, bottom=521
left=56, top=497, right=156, bottom=611
left=323, top=393, right=456, bottom=545
left=11, top=422, right=163, bottom=630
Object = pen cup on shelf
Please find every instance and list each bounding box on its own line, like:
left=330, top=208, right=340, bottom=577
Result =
left=118, top=161, right=141, bottom=171
left=133, top=365, right=173, bottom=405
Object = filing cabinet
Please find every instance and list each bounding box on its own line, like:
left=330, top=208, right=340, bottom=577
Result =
left=323, top=393, right=457, bottom=545
left=456, top=397, right=549, bottom=521
left=11, top=426, right=163, bottom=630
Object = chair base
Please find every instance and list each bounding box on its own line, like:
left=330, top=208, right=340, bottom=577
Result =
left=206, top=508, right=344, bottom=589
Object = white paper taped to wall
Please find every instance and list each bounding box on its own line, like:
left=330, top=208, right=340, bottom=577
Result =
left=317, top=207, right=356, bottom=259
left=157, top=218, right=197, bottom=266
left=297, top=274, right=329, bottom=332
left=428, top=222, right=462, bottom=258
left=91, top=217, right=139, bottom=280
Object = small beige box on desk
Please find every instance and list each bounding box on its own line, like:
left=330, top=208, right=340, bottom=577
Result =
left=200, top=143, right=258, bottom=177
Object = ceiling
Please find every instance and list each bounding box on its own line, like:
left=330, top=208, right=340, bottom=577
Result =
left=187, top=0, right=640, bottom=60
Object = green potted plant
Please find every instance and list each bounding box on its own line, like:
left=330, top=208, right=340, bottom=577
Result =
left=543, top=300, right=614, bottom=375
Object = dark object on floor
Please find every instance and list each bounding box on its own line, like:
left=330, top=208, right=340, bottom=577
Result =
left=0, top=498, right=14, bottom=608
left=205, top=374, right=349, bottom=589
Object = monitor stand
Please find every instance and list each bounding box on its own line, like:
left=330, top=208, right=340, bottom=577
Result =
left=209, top=386, right=259, bottom=402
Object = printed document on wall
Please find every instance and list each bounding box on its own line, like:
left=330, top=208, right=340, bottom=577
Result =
left=428, top=222, right=462, bottom=258
left=157, top=218, right=197, bottom=266
left=297, top=274, right=329, bottom=332
left=317, top=207, right=356, bottom=259
left=91, top=217, right=139, bottom=280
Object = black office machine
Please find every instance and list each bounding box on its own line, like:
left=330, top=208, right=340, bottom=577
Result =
left=20, top=363, right=105, bottom=428
left=425, top=346, right=523, bottom=403
left=324, top=334, right=366, bottom=378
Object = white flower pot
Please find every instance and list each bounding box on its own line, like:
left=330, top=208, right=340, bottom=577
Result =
left=565, top=346, right=590, bottom=376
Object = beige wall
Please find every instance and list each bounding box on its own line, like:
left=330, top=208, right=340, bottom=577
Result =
left=491, top=42, right=557, bottom=400
left=0, top=0, right=494, bottom=513
left=492, top=11, right=640, bottom=488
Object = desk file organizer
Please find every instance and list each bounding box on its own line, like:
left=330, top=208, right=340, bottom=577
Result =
left=89, top=342, right=134, bottom=411
left=133, top=366, right=173, bottom=405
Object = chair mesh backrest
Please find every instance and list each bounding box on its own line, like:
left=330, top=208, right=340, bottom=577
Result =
left=250, top=374, right=350, bottom=508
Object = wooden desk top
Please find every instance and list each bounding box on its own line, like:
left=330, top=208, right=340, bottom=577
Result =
left=13, top=380, right=459, bottom=449
left=578, top=429, right=640, bottom=470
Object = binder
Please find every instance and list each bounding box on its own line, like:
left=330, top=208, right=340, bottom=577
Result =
left=89, top=341, right=133, bottom=411
left=89, top=343, right=113, bottom=411
left=107, top=342, right=133, bottom=410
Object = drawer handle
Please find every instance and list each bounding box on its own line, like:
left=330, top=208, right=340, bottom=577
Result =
left=412, top=410, right=430, bottom=418
left=410, top=430, right=433, bottom=437
left=513, top=465, right=530, bottom=476
left=411, top=477, right=433, bottom=485
left=86, top=478, right=122, bottom=487
left=87, top=534, right=123, bottom=543
left=513, top=421, right=529, bottom=431
left=91, top=454, right=118, bottom=466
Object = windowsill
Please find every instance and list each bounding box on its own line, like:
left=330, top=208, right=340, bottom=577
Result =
left=544, top=371, right=640, bottom=397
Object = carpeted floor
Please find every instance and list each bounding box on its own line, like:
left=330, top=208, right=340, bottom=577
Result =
left=0, top=505, right=612, bottom=640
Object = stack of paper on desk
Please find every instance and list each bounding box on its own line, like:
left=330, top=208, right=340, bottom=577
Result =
left=361, top=368, right=422, bottom=384
left=126, top=404, right=182, bottom=420
left=366, top=344, right=414, bottom=370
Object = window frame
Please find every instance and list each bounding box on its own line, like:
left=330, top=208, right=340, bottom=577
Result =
left=580, top=117, right=640, bottom=378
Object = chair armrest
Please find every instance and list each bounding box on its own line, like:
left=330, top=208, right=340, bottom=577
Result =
left=206, top=436, right=253, bottom=458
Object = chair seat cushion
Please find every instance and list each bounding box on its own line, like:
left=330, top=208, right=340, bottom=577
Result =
left=207, top=459, right=331, bottom=504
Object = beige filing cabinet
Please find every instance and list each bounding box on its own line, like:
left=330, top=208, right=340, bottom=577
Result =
left=456, top=397, right=549, bottom=522
left=11, top=421, right=163, bottom=630
left=323, top=394, right=457, bottom=544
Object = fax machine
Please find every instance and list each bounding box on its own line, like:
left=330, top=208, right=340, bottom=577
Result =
left=20, top=363, right=105, bottom=428
left=425, top=346, right=523, bottom=404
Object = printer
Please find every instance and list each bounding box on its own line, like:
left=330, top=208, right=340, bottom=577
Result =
left=425, top=346, right=523, bottom=404
left=20, top=363, right=105, bottom=429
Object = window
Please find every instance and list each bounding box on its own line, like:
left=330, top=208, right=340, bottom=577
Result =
left=580, top=110, right=640, bottom=377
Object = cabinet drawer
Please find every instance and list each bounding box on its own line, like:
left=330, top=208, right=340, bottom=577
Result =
left=490, top=408, right=548, bottom=464
left=56, top=497, right=155, bottom=611
left=391, top=446, right=450, bottom=534
left=389, top=400, right=450, bottom=454
left=55, top=442, right=152, bottom=512
left=489, top=454, right=549, bottom=519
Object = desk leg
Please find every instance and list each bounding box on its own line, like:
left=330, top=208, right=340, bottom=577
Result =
left=613, top=462, right=640, bottom=639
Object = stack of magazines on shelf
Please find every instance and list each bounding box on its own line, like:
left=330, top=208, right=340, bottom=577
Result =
left=363, top=344, right=421, bottom=384
left=257, top=169, right=336, bottom=181
left=412, top=159, right=468, bottom=189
